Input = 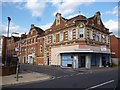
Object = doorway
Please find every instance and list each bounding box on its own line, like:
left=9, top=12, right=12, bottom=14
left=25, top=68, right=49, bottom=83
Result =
left=81, top=56, right=85, bottom=67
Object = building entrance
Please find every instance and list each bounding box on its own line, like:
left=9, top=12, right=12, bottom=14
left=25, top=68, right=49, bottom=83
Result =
left=80, top=56, right=85, bottom=67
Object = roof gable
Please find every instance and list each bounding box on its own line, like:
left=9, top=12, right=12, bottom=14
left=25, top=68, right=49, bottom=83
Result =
left=87, top=11, right=109, bottom=31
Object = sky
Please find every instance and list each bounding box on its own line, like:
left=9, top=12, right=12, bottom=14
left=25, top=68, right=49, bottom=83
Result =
left=0, top=0, right=119, bottom=37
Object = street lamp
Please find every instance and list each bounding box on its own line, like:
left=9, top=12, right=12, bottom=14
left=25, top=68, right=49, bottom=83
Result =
left=12, top=32, right=21, bottom=81
left=5, top=17, right=11, bottom=66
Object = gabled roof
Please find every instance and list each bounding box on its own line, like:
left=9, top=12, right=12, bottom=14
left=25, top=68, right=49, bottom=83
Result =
left=87, top=11, right=109, bottom=32
left=29, top=24, right=45, bottom=36
left=45, top=11, right=109, bottom=34
left=49, top=14, right=87, bottom=32
left=34, top=26, right=45, bottom=36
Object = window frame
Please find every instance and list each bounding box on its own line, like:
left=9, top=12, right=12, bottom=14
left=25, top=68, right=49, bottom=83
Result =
left=79, top=28, right=85, bottom=39
left=68, top=30, right=73, bottom=40
left=89, top=29, right=93, bottom=39
left=40, top=45, right=43, bottom=53
left=60, top=32, right=64, bottom=42
left=53, top=34, right=56, bottom=43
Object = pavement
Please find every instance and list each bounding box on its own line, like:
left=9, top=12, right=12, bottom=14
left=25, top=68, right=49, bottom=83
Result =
left=74, top=66, right=119, bottom=73
left=1, top=65, right=119, bottom=88
left=1, top=71, right=52, bottom=87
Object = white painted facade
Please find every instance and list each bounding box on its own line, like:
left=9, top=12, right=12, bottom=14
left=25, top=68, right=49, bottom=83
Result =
left=51, top=44, right=111, bottom=68
left=51, top=44, right=79, bottom=65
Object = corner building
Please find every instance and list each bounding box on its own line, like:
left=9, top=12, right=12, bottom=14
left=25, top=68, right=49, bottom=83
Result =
left=44, top=12, right=111, bottom=68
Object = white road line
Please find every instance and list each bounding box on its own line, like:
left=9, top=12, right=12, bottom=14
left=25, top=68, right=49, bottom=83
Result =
left=63, top=75, right=68, bottom=77
left=51, top=76, right=56, bottom=80
left=85, top=80, right=115, bottom=90
left=57, top=76, right=62, bottom=78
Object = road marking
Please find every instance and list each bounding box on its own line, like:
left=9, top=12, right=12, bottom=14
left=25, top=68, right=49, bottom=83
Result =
left=51, top=76, right=56, bottom=80
left=57, top=76, right=62, bottom=78
left=85, top=80, right=115, bottom=90
left=80, top=73, right=84, bottom=74
left=63, top=75, right=68, bottom=77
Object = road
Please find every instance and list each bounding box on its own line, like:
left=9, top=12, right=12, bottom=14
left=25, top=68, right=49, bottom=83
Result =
left=2, top=64, right=119, bottom=89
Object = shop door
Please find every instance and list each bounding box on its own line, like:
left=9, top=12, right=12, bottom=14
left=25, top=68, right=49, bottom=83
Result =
left=81, top=56, right=85, bottom=67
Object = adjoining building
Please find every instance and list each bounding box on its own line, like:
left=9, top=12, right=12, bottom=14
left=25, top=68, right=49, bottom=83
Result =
left=44, top=12, right=111, bottom=69
left=110, top=35, right=120, bottom=65
left=15, top=24, right=45, bottom=65
left=0, top=36, right=2, bottom=64
left=1, top=35, right=20, bottom=65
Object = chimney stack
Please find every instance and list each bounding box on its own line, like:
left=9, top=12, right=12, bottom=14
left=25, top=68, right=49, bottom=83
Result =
left=31, top=24, right=34, bottom=29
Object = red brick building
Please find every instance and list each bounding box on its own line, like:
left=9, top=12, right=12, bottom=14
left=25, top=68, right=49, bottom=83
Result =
left=1, top=36, right=6, bottom=64
left=44, top=12, right=111, bottom=68
left=15, top=24, right=45, bottom=65
left=110, top=35, right=120, bottom=65
left=1, top=35, right=20, bottom=65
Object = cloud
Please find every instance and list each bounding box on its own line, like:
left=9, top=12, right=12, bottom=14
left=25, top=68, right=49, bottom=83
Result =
left=2, top=0, right=27, bottom=2
left=2, top=0, right=47, bottom=18
left=24, top=0, right=46, bottom=18
left=104, top=20, right=118, bottom=37
left=1, top=22, right=27, bottom=37
left=105, top=6, right=118, bottom=16
left=51, top=0, right=95, bottom=16
left=39, top=22, right=52, bottom=30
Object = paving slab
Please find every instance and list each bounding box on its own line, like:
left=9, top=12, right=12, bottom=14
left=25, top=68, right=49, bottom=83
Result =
left=1, top=72, right=51, bottom=87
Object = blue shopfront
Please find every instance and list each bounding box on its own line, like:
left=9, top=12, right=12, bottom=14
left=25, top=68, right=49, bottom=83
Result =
left=61, top=52, right=110, bottom=68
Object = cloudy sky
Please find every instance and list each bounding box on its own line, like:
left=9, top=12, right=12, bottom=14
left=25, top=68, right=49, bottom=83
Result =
left=1, top=0, right=119, bottom=37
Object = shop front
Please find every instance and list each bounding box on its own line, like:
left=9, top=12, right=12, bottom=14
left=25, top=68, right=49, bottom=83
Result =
left=60, top=52, right=111, bottom=69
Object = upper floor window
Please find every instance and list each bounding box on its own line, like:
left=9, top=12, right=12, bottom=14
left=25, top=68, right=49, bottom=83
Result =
left=101, top=34, right=105, bottom=43
left=34, top=37, right=36, bottom=43
left=60, top=32, right=64, bottom=42
left=76, top=28, right=84, bottom=39
left=53, top=34, right=56, bottom=43
left=89, top=29, right=93, bottom=39
left=106, top=35, right=109, bottom=43
left=37, top=37, right=41, bottom=42
left=56, top=15, right=60, bottom=25
left=40, top=45, right=42, bottom=53
left=95, top=32, right=100, bottom=42
left=68, top=30, right=72, bottom=40
left=47, top=36, right=50, bottom=44
left=27, top=39, right=31, bottom=44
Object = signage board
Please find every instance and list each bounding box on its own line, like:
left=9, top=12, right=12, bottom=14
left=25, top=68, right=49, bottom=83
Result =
left=101, top=46, right=106, bottom=51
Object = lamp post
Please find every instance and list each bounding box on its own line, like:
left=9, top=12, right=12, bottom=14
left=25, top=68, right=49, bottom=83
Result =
left=12, top=32, right=21, bottom=81
left=5, top=17, right=11, bottom=66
